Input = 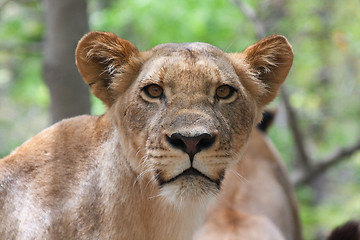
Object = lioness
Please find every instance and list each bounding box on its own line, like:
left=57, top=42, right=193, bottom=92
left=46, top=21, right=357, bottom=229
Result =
left=0, top=31, right=293, bottom=239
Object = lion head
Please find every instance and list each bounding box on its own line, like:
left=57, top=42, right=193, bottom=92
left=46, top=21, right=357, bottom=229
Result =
left=76, top=32, right=293, bottom=205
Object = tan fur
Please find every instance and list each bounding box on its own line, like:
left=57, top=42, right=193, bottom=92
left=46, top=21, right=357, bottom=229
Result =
left=0, top=31, right=294, bottom=239
left=195, top=129, right=302, bottom=240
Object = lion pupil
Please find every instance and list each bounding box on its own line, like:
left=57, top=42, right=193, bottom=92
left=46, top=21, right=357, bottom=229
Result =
left=216, top=85, right=230, bottom=99
left=146, top=84, right=163, bottom=98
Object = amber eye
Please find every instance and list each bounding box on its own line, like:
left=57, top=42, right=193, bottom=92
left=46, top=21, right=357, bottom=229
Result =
left=143, top=84, right=163, bottom=98
left=216, top=85, right=235, bottom=99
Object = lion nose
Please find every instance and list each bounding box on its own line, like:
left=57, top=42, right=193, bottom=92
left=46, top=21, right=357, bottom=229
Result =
left=167, top=133, right=216, bottom=160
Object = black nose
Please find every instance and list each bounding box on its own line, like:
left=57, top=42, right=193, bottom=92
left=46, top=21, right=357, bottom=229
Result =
left=167, top=133, right=216, bottom=160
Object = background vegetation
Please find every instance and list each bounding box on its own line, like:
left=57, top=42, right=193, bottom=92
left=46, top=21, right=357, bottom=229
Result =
left=0, top=0, right=359, bottom=239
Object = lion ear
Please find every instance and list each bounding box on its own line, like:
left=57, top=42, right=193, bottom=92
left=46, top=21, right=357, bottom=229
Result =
left=232, top=35, right=293, bottom=108
left=76, top=31, right=142, bottom=107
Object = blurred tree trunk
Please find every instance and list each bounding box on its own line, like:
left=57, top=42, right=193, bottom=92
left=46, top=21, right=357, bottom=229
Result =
left=43, top=0, right=90, bottom=124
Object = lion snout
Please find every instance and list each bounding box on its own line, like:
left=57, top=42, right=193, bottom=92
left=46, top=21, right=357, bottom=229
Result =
left=166, top=132, right=216, bottom=161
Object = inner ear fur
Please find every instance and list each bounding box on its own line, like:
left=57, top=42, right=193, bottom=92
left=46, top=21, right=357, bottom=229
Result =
left=230, top=35, right=294, bottom=107
left=76, top=31, right=142, bottom=107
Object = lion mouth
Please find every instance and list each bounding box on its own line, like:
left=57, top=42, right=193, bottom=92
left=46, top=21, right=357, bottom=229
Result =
left=156, top=167, right=224, bottom=189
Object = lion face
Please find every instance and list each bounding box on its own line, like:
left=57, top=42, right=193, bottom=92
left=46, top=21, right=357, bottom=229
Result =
left=114, top=44, right=258, bottom=203
left=76, top=32, right=293, bottom=204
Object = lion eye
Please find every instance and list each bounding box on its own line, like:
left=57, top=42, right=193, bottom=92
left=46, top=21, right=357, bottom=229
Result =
left=143, top=84, right=163, bottom=98
left=216, top=85, right=235, bottom=99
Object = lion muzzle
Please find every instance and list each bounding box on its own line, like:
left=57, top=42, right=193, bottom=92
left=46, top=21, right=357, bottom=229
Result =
left=166, top=132, right=216, bottom=161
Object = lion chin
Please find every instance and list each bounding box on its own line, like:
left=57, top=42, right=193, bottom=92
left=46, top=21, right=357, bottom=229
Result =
left=157, top=169, right=221, bottom=207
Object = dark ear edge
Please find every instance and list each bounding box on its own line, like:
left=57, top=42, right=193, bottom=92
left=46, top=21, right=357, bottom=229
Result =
left=327, top=220, right=360, bottom=240
left=256, top=109, right=277, bottom=133
left=75, top=31, right=142, bottom=107
left=230, top=35, right=293, bottom=109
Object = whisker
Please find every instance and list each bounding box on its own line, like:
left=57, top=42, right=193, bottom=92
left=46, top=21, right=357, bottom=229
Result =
left=148, top=192, right=162, bottom=200
left=144, top=171, right=158, bottom=190
left=133, top=155, right=151, bottom=187
left=135, top=146, right=147, bottom=157
left=228, top=150, right=250, bottom=184
left=133, top=153, right=150, bottom=172
left=229, top=169, right=249, bottom=184
left=133, top=168, right=151, bottom=188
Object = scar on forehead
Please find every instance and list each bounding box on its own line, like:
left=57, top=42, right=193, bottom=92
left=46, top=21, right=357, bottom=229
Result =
left=185, top=48, right=196, bottom=59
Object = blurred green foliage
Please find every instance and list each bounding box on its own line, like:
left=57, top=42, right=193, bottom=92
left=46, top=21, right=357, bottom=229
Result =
left=89, top=0, right=251, bottom=49
left=0, top=0, right=359, bottom=239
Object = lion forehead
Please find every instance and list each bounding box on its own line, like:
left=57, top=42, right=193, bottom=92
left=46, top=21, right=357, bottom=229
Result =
left=151, top=42, right=223, bottom=56
left=138, top=43, right=239, bottom=88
